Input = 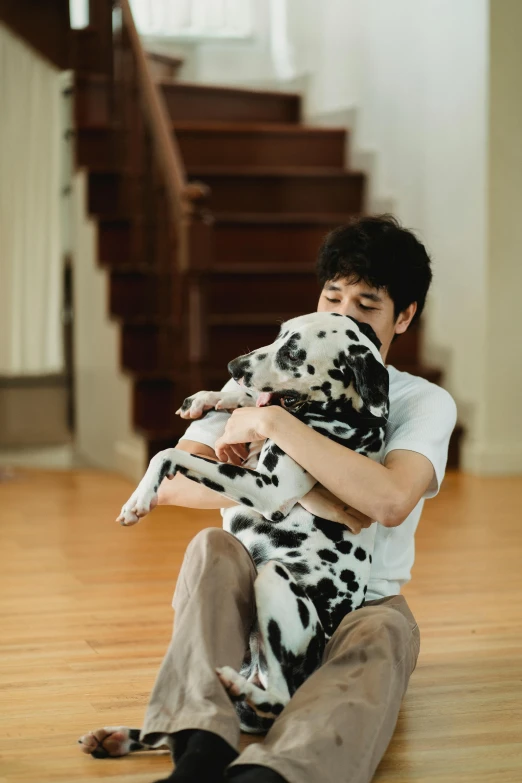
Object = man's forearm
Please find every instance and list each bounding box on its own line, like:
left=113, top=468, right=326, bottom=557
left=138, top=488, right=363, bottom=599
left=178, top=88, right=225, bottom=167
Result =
left=263, top=408, right=401, bottom=526
left=158, top=472, right=238, bottom=509
left=157, top=438, right=238, bottom=510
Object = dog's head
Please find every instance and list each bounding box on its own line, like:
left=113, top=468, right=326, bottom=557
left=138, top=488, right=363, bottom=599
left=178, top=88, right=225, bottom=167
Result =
left=228, top=312, right=389, bottom=419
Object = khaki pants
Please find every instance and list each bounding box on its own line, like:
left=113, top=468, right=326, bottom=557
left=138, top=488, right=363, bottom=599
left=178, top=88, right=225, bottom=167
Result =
left=141, top=527, right=420, bottom=783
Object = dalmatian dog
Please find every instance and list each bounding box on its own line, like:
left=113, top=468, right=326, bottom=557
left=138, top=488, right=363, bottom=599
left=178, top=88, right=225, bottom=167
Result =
left=78, top=312, right=389, bottom=756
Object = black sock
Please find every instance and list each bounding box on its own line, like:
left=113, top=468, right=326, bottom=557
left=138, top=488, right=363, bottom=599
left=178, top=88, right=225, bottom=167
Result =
left=225, top=764, right=288, bottom=783
left=153, top=729, right=239, bottom=783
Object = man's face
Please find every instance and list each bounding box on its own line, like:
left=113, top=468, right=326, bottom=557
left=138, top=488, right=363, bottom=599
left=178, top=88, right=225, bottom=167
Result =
left=317, top=277, right=416, bottom=361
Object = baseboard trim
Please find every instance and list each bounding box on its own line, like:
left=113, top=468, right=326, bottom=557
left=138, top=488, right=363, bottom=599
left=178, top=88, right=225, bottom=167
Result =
left=0, top=374, right=71, bottom=447
left=461, top=440, right=522, bottom=475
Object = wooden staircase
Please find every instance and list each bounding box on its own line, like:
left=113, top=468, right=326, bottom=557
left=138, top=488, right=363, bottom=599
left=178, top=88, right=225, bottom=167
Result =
left=29, top=1, right=463, bottom=467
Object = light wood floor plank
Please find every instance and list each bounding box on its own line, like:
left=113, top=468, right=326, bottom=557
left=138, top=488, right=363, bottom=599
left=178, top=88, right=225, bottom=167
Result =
left=0, top=469, right=521, bottom=782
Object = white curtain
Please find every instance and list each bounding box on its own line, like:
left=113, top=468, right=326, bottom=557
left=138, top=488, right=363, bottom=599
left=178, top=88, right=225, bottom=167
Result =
left=0, top=23, right=63, bottom=375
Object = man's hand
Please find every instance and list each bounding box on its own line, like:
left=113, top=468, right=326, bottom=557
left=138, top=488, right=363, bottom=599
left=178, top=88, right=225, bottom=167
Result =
left=215, top=407, right=274, bottom=463
left=299, top=485, right=375, bottom=534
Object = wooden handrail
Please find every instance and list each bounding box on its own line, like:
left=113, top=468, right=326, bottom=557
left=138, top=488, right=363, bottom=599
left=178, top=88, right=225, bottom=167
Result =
left=118, top=0, right=208, bottom=270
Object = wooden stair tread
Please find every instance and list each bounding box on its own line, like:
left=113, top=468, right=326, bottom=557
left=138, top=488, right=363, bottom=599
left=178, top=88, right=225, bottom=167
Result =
left=214, top=213, right=357, bottom=225
left=188, top=166, right=362, bottom=178
left=146, top=51, right=183, bottom=67
left=110, top=262, right=316, bottom=275
left=172, top=121, right=346, bottom=135
left=163, top=80, right=301, bottom=101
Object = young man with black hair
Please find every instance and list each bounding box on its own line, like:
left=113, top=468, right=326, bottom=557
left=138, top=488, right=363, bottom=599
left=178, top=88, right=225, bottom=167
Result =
left=84, top=215, right=457, bottom=783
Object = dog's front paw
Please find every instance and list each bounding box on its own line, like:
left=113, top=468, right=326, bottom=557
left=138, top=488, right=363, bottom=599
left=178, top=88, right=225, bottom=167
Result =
left=116, top=487, right=158, bottom=526
left=176, top=390, right=254, bottom=419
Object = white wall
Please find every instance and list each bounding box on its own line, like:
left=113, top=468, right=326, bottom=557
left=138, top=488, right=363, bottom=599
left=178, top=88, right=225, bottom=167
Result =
left=466, top=0, right=522, bottom=473
left=71, top=171, right=147, bottom=481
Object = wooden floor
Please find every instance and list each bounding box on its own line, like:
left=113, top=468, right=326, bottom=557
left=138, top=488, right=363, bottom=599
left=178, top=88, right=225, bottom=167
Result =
left=1, top=469, right=522, bottom=782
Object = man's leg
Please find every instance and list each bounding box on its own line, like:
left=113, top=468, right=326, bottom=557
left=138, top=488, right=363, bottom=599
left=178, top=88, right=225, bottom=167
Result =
left=225, top=595, right=420, bottom=783
left=140, top=528, right=257, bottom=769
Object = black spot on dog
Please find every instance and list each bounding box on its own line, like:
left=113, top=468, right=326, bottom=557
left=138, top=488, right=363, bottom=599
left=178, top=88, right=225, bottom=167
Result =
left=286, top=560, right=311, bottom=577
left=317, top=331, right=326, bottom=338
left=256, top=354, right=268, bottom=361
left=297, top=598, right=310, bottom=628
left=271, top=475, right=279, bottom=487
left=268, top=619, right=282, bottom=659
left=263, top=445, right=285, bottom=472
left=346, top=329, right=359, bottom=341
left=271, top=511, right=284, bottom=523
left=261, top=386, right=273, bottom=392
left=256, top=478, right=264, bottom=488
left=201, top=478, right=225, bottom=492
left=340, top=569, right=359, bottom=592
left=250, top=542, right=269, bottom=566
left=255, top=526, right=307, bottom=550
left=289, top=581, right=306, bottom=597
left=313, top=516, right=345, bottom=543
left=240, top=497, right=254, bottom=507
left=275, top=565, right=290, bottom=580
left=335, top=539, right=354, bottom=555
left=317, top=548, right=339, bottom=564
left=307, top=364, right=315, bottom=375
left=286, top=550, right=300, bottom=557
left=230, top=514, right=255, bottom=535
left=218, top=463, right=244, bottom=479
left=354, top=547, right=367, bottom=561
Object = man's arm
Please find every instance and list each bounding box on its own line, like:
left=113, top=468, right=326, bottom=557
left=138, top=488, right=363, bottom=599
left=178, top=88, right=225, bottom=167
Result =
left=255, top=408, right=434, bottom=527
left=157, top=440, right=239, bottom=510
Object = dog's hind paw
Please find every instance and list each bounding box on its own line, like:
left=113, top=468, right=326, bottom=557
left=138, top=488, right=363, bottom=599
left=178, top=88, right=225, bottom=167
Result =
left=216, top=666, right=249, bottom=700
left=78, top=727, right=136, bottom=758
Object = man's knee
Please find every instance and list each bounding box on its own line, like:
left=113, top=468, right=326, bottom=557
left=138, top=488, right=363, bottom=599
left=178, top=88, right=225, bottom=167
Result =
left=186, top=527, right=252, bottom=563
left=325, top=604, right=418, bottom=670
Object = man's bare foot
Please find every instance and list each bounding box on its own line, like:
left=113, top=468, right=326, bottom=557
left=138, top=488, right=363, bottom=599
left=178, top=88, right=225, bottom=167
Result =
left=78, top=726, right=152, bottom=758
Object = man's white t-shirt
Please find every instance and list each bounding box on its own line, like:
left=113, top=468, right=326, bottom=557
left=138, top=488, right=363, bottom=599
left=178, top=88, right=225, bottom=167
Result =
left=181, top=365, right=457, bottom=601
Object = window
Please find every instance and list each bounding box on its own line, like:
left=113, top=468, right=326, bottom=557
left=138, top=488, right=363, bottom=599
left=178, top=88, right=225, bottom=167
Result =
left=129, top=0, right=253, bottom=39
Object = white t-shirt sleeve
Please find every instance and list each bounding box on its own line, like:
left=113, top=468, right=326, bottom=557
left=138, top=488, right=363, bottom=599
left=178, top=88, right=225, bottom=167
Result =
left=384, top=373, right=457, bottom=499
left=179, top=378, right=240, bottom=451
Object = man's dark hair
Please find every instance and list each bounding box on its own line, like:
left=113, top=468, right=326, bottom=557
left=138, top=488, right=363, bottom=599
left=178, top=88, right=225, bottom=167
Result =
left=316, top=214, right=433, bottom=326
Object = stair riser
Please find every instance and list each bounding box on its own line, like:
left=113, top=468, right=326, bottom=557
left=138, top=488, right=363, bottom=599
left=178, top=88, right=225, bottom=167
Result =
left=76, top=126, right=346, bottom=171
left=208, top=274, right=319, bottom=316
left=134, top=379, right=185, bottom=431
left=192, top=173, right=365, bottom=214
left=163, top=86, right=301, bottom=124
left=110, top=274, right=175, bottom=320
left=76, top=128, right=124, bottom=169
left=88, top=171, right=144, bottom=216
left=98, top=220, right=138, bottom=266
left=214, top=222, right=342, bottom=266
left=176, top=130, right=346, bottom=169
left=121, top=324, right=184, bottom=375
left=74, top=75, right=111, bottom=127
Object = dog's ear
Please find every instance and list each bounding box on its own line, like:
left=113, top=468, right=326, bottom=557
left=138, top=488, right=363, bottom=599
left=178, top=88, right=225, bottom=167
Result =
left=347, top=317, right=382, bottom=351
left=350, top=349, right=389, bottom=415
